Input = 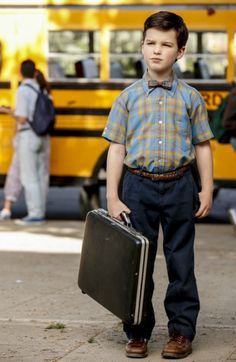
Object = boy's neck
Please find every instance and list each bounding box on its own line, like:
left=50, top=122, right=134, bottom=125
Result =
left=147, top=69, right=173, bottom=82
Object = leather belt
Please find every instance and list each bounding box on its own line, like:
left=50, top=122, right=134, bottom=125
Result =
left=128, top=164, right=190, bottom=181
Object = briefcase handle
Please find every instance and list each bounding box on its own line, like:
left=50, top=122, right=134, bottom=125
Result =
left=120, top=212, right=132, bottom=228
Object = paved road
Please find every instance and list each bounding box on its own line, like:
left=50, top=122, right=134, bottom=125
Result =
left=0, top=218, right=235, bottom=361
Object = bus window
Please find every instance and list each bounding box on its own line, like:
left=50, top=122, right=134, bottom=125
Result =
left=178, top=31, right=227, bottom=79
left=48, top=30, right=100, bottom=79
left=109, top=30, right=142, bottom=79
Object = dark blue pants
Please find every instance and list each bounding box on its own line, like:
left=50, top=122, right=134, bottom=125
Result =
left=122, top=169, right=200, bottom=342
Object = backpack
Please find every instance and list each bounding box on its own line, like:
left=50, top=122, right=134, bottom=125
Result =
left=210, top=96, right=231, bottom=144
left=24, top=84, right=56, bottom=136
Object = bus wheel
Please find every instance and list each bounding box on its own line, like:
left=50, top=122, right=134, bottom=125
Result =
left=79, top=185, right=100, bottom=220
left=213, top=188, right=220, bottom=199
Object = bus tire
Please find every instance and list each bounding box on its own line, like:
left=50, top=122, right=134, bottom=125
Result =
left=79, top=185, right=100, bottom=220
left=213, top=188, right=220, bottom=199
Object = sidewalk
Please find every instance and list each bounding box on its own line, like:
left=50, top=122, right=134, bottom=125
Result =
left=0, top=221, right=235, bottom=361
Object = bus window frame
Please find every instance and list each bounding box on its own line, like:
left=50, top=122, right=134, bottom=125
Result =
left=48, top=29, right=101, bottom=79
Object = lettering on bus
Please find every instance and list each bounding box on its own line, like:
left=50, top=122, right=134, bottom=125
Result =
left=201, top=92, right=228, bottom=109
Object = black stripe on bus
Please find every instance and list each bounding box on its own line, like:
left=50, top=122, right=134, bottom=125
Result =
left=55, top=107, right=110, bottom=116
left=51, top=82, right=129, bottom=90
left=0, top=82, right=11, bottom=89
left=190, top=83, right=234, bottom=91
left=51, top=129, right=103, bottom=137
left=0, top=80, right=232, bottom=93
left=51, top=81, right=234, bottom=92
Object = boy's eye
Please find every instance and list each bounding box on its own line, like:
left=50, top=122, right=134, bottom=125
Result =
left=146, top=41, right=155, bottom=45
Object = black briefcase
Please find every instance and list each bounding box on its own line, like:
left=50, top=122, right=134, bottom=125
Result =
left=78, top=209, right=150, bottom=325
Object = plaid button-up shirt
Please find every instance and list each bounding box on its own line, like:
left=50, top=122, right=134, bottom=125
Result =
left=102, top=74, right=213, bottom=173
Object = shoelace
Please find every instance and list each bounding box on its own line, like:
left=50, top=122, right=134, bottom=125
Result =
left=169, top=334, right=186, bottom=345
left=128, top=338, right=147, bottom=346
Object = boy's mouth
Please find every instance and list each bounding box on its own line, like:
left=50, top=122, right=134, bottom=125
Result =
left=151, top=58, right=162, bottom=62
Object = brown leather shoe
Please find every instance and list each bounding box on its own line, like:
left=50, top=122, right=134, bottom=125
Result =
left=125, top=338, right=148, bottom=358
left=162, top=333, right=192, bottom=359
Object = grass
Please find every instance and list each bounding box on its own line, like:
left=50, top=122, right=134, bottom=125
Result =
left=45, top=322, right=66, bottom=330
left=88, top=336, right=96, bottom=343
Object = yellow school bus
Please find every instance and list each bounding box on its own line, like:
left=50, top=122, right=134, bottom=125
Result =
left=0, top=0, right=236, bottom=216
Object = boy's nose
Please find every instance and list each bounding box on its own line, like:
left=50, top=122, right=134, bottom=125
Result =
left=153, top=47, right=161, bottom=54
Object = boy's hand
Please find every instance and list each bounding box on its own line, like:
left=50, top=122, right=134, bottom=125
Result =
left=195, top=190, right=213, bottom=218
left=107, top=198, right=131, bottom=221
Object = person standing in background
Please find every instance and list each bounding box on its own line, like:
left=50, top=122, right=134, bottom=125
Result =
left=0, top=132, right=21, bottom=220
left=222, top=87, right=236, bottom=231
left=0, top=61, right=50, bottom=225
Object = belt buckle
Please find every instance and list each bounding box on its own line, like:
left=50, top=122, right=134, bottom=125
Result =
left=176, top=170, right=183, bottom=179
left=173, top=171, right=178, bottom=179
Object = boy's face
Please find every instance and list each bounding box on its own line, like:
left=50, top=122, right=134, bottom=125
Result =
left=142, top=27, right=185, bottom=79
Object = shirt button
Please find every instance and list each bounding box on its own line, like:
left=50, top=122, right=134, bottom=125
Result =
left=159, top=120, right=162, bottom=124
left=159, top=140, right=162, bottom=144
left=159, top=101, right=163, bottom=105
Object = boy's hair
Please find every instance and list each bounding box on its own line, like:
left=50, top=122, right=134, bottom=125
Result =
left=20, top=59, right=36, bottom=78
left=143, top=11, right=189, bottom=49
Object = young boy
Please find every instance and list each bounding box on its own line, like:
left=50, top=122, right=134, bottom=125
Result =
left=102, top=11, right=213, bottom=359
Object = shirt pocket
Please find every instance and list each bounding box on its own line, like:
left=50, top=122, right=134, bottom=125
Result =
left=174, top=116, right=190, bottom=136
left=174, top=116, right=192, bottom=152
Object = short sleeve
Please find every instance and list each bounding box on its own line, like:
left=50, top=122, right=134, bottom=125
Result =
left=190, top=93, right=214, bottom=144
left=102, top=95, right=128, bottom=145
left=14, top=87, right=29, bottom=118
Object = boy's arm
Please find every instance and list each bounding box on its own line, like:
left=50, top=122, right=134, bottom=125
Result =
left=194, top=140, right=214, bottom=218
left=106, top=142, right=130, bottom=220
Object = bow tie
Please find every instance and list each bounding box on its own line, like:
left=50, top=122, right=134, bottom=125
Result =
left=148, top=80, right=172, bottom=90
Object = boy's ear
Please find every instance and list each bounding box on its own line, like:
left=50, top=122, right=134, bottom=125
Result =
left=176, top=46, right=185, bottom=61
